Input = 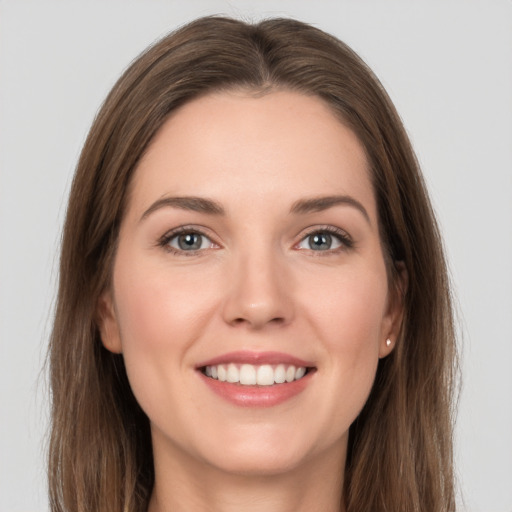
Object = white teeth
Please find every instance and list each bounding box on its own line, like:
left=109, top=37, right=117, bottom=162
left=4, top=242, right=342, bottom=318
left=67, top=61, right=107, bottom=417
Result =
left=203, top=363, right=309, bottom=386
left=256, top=365, right=274, bottom=386
left=226, top=364, right=239, bottom=383
left=295, top=367, right=306, bottom=379
left=274, top=364, right=286, bottom=384
left=217, top=365, right=227, bottom=382
left=239, top=364, right=256, bottom=385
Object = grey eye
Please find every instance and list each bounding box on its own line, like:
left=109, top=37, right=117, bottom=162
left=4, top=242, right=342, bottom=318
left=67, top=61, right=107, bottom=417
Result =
left=308, top=232, right=333, bottom=250
left=296, top=230, right=345, bottom=252
left=169, top=232, right=211, bottom=251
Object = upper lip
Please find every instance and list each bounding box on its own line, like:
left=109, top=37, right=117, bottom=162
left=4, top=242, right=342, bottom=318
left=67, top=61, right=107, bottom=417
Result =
left=196, top=351, right=315, bottom=369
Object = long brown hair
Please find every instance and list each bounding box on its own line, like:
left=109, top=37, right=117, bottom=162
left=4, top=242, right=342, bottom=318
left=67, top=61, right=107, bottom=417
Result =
left=48, top=16, right=457, bottom=512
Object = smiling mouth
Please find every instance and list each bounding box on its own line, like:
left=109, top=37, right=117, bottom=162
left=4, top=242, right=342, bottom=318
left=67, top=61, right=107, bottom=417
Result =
left=200, top=363, right=315, bottom=386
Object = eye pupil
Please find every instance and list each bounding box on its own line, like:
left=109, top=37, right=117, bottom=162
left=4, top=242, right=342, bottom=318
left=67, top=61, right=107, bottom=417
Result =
left=309, top=233, right=332, bottom=250
left=178, top=233, right=202, bottom=250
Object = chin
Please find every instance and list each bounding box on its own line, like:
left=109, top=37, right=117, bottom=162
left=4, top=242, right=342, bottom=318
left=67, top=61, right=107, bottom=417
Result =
left=196, top=425, right=319, bottom=477
left=208, top=448, right=306, bottom=477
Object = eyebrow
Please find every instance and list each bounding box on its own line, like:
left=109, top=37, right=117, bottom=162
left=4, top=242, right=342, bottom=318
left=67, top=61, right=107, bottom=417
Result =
left=290, top=195, right=370, bottom=223
left=140, top=194, right=370, bottom=224
left=140, top=196, right=225, bottom=221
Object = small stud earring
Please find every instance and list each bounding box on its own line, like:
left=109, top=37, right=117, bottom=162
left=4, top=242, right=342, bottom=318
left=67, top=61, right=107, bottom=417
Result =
left=386, top=338, right=392, bottom=347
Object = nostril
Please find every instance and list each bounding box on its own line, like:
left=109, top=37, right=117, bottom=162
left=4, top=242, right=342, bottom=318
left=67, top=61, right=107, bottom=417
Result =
left=229, top=315, right=286, bottom=328
left=222, top=284, right=294, bottom=328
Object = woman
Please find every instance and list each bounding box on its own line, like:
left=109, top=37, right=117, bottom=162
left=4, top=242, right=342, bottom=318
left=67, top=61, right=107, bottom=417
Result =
left=48, top=15, right=457, bottom=512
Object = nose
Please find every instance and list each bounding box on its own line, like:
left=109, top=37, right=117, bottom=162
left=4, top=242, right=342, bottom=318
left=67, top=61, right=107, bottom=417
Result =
left=221, top=249, right=294, bottom=330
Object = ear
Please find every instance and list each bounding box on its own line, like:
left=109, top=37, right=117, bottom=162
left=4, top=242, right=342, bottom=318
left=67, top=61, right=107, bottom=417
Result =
left=379, top=261, right=408, bottom=358
left=96, top=290, right=123, bottom=354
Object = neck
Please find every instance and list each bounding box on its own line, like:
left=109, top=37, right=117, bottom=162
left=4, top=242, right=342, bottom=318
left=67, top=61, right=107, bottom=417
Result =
left=147, top=436, right=347, bottom=512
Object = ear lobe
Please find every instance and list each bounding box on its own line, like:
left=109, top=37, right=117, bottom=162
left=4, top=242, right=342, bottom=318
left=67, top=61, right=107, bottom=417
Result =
left=96, top=290, right=123, bottom=354
left=379, top=261, right=408, bottom=359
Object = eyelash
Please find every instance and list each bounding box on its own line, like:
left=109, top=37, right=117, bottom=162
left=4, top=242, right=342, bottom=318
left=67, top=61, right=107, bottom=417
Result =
left=157, top=226, right=217, bottom=256
left=157, top=225, right=354, bottom=256
left=296, top=225, right=354, bottom=254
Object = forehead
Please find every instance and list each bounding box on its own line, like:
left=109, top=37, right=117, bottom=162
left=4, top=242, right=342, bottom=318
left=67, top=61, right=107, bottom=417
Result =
left=127, top=90, right=376, bottom=222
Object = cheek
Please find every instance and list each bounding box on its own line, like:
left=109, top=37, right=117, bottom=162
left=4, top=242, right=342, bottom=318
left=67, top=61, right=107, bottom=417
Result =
left=113, top=256, right=219, bottom=349
left=110, top=256, right=221, bottom=413
left=298, top=264, right=388, bottom=423
left=303, top=261, right=389, bottom=345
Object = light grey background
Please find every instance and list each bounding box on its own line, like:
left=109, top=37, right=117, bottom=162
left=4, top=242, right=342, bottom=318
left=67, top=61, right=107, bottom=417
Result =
left=1, top=1, right=511, bottom=511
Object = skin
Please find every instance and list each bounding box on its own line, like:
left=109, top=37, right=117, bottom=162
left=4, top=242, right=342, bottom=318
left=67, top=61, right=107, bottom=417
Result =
left=98, top=90, right=404, bottom=512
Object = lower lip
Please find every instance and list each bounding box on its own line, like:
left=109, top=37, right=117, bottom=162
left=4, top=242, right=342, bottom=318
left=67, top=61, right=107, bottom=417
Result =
left=198, top=371, right=314, bottom=407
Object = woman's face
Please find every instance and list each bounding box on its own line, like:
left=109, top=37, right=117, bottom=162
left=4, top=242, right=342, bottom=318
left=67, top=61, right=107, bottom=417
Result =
left=98, top=90, right=402, bottom=477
